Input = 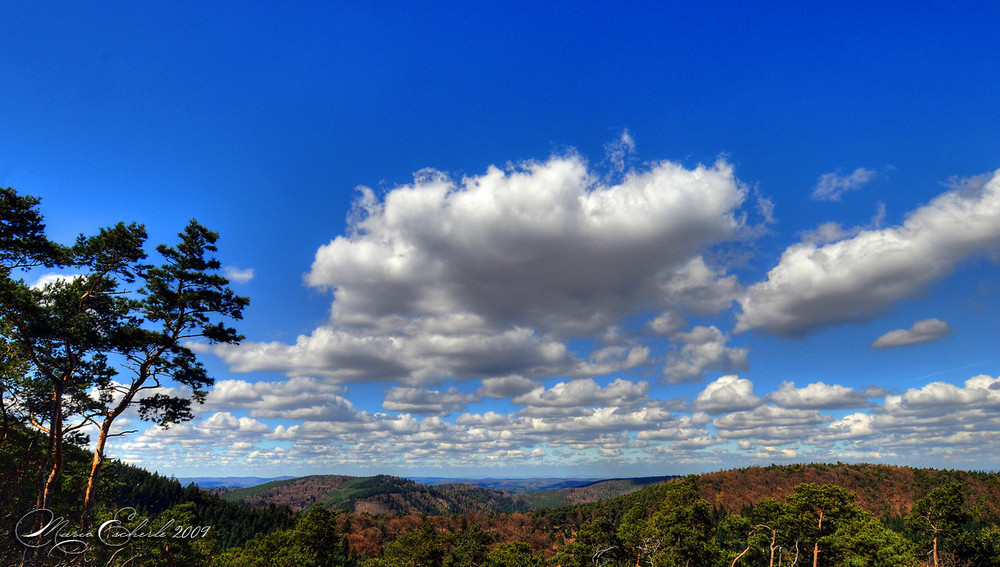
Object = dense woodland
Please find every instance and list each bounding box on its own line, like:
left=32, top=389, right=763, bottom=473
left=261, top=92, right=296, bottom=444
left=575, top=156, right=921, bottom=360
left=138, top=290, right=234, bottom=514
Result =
left=3, top=186, right=1000, bottom=565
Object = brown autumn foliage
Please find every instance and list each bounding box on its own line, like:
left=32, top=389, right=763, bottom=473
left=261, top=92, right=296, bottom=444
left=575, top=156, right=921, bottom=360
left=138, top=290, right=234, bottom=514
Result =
left=696, top=462, right=1000, bottom=517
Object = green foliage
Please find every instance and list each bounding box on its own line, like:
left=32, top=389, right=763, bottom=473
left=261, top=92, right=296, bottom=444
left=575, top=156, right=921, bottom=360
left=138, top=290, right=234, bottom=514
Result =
left=966, top=524, right=1000, bottom=567
left=444, top=523, right=495, bottom=567
left=615, top=476, right=719, bottom=567
left=212, top=505, right=351, bottom=567
left=0, top=187, right=64, bottom=274
left=553, top=515, right=625, bottom=567
left=833, top=512, right=918, bottom=567
left=904, top=482, right=979, bottom=566
left=225, top=474, right=529, bottom=515
left=484, top=541, right=542, bottom=567
left=362, top=520, right=443, bottom=567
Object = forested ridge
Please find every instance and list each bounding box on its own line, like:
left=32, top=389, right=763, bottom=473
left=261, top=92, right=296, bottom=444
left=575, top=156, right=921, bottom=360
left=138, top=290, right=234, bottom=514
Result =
left=217, top=473, right=677, bottom=514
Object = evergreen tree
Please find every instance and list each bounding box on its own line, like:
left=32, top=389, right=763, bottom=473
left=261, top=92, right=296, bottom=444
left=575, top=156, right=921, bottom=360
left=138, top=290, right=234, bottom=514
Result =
left=485, top=541, right=542, bottom=567
left=82, top=220, right=248, bottom=527
left=2, top=219, right=147, bottom=512
left=783, top=483, right=860, bottom=567
left=905, top=482, right=971, bottom=567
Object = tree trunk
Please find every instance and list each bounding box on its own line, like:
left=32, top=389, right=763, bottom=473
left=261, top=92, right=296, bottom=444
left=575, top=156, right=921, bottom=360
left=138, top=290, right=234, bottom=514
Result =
left=812, top=510, right=823, bottom=567
left=37, top=383, right=64, bottom=511
left=0, top=385, right=9, bottom=442
left=731, top=542, right=752, bottom=567
left=82, top=380, right=140, bottom=529
left=81, top=421, right=111, bottom=529
left=768, top=527, right=777, bottom=567
left=932, top=525, right=939, bottom=567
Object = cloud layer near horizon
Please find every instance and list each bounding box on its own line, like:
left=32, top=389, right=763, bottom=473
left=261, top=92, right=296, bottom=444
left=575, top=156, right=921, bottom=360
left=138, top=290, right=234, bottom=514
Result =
left=115, top=372, right=1000, bottom=474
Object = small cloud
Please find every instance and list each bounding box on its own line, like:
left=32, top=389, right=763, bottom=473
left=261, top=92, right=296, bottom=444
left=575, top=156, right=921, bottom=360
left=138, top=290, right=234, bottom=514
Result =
left=767, top=381, right=879, bottom=409
left=477, top=375, right=539, bottom=399
left=663, top=325, right=748, bottom=383
left=800, top=222, right=850, bottom=245
left=944, top=172, right=994, bottom=194
left=30, top=273, right=81, bottom=290
left=649, top=311, right=685, bottom=335
left=693, top=375, right=761, bottom=414
left=811, top=167, right=877, bottom=202
left=604, top=129, right=636, bottom=173
left=225, top=266, right=255, bottom=284
left=871, top=318, right=951, bottom=349
left=382, top=386, right=478, bottom=416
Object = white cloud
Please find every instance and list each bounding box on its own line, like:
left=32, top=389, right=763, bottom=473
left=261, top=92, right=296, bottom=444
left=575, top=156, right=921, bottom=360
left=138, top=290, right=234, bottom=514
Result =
left=813, top=413, right=875, bottom=441
left=308, top=156, right=744, bottom=336
left=713, top=405, right=832, bottom=442
left=871, top=318, right=951, bottom=349
left=577, top=346, right=651, bottom=376
left=207, top=156, right=749, bottom=384
left=29, top=273, right=81, bottom=290
left=116, top=366, right=1000, bottom=474
left=817, top=375, right=1000, bottom=462
left=205, top=377, right=360, bottom=421
left=382, top=386, right=478, bottom=416
left=511, top=378, right=650, bottom=416
left=224, top=266, right=255, bottom=283
left=605, top=129, right=636, bottom=173
left=767, top=381, right=879, bottom=409
left=811, top=167, right=877, bottom=202
left=649, top=311, right=685, bottom=335
left=203, top=326, right=574, bottom=384
left=737, top=170, right=1000, bottom=336
left=476, top=375, right=539, bottom=399
left=692, top=375, right=761, bottom=414
left=882, top=374, right=1000, bottom=414
left=663, top=326, right=749, bottom=383
left=114, top=411, right=272, bottom=466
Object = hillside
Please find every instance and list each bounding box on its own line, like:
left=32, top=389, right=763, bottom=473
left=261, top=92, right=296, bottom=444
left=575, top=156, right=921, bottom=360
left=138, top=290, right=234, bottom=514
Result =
left=409, top=477, right=600, bottom=493
left=179, top=475, right=296, bottom=488
left=220, top=474, right=531, bottom=514
left=220, top=473, right=680, bottom=514
left=693, top=462, right=1000, bottom=517
left=518, top=475, right=678, bottom=509
left=220, top=463, right=1000, bottom=519
left=546, top=462, right=1000, bottom=524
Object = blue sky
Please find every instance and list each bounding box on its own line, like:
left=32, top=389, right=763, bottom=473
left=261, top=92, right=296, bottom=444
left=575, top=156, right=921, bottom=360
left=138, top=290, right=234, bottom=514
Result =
left=4, top=2, right=1000, bottom=478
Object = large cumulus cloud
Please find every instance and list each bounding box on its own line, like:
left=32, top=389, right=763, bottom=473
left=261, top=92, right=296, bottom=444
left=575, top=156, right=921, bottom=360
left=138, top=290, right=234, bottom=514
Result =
left=207, top=156, right=747, bottom=384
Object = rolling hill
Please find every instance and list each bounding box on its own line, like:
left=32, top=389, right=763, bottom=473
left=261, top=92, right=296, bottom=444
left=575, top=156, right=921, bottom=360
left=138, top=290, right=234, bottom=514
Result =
left=219, top=474, right=530, bottom=514
left=219, top=473, right=679, bottom=514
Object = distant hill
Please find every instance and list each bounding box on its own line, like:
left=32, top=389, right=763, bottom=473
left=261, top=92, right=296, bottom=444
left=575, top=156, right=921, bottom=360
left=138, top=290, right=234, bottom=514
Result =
left=220, top=474, right=530, bottom=514
left=178, top=476, right=296, bottom=488
left=220, top=473, right=677, bottom=514
left=214, top=463, right=1000, bottom=520
left=409, top=477, right=601, bottom=493
left=518, top=475, right=678, bottom=509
